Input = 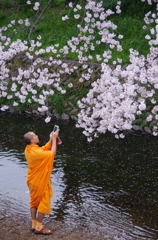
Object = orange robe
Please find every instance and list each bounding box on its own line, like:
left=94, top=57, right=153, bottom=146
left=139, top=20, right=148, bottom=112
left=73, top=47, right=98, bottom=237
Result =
left=24, top=142, right=55, bottom=214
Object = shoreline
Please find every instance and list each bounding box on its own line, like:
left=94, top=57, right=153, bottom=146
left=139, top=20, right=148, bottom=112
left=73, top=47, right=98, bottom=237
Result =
left=1, top=109, right=156, bottom=138
left=0, top=197, right=142, bottom=240
left=0, top=209, right=141, bottom=240
left=0, top=196, right=154, bottom=240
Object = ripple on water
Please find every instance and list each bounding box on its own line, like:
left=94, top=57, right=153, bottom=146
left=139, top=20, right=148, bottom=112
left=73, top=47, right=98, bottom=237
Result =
left=0, top=113, right=158, bottom=239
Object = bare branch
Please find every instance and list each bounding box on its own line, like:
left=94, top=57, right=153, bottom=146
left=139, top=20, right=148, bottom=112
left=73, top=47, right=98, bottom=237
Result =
left=27, top=0, right=54, bottom=43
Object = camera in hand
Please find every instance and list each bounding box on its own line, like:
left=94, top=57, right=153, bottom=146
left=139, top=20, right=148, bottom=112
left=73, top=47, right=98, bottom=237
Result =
left=53, top=125, right=62, bottom=145
left=53, top=125, right=59, bottom=132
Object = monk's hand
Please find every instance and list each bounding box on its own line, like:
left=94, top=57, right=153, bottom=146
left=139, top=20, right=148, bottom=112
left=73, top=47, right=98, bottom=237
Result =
left=52, top=129, right=59, bottom=140
left=50, top=130, right=59, bottom=154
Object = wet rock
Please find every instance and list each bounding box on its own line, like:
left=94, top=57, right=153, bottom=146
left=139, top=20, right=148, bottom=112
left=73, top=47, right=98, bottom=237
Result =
left=47, top=111, right=53, bottom=117
left=132, top=125, right=142, bottom=131
left=71, top=115, right=78, bottom=121
left=70, top=109, right=78, bottom=115
left=8, top=106, right=15, bottom=113
left=53, top=112, right=61, bottom=119
left=61, top=113, right=69, bottom=120
left=32, top=110, right=40, bottom=115
left=40, top=111, right=46, bottom=116
left=65, top=107, right=73, bottom=112
left=144, top=126, right=152, bottom=134
left=133, top=119, right=142, bottom=125
left=151, top=120, right=157, bottom=126
left=24, top=110, right=32, bottom=115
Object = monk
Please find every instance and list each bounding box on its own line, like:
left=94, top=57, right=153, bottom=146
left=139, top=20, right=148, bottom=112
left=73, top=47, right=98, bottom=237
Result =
left=23, top=129, right=59, bottom=235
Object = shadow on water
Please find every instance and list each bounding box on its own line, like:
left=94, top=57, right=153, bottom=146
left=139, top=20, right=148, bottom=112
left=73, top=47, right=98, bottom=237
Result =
left=0, top=112, right=158, bottom=239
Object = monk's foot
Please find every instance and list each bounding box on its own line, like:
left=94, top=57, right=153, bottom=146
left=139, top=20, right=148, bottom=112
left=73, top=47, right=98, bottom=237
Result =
left=30, top=228, right=35, bottom=232
left=34, top=227, right=52, bottom=235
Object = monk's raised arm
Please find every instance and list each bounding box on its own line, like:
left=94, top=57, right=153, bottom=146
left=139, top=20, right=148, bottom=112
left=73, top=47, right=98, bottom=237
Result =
left=50, top=130, right=59, bottom=154
left=41, top=142, right=52, bottom=151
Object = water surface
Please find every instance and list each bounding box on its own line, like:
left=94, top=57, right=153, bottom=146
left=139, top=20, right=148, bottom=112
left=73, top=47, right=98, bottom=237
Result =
left=0, top=112, right=158, bottom=239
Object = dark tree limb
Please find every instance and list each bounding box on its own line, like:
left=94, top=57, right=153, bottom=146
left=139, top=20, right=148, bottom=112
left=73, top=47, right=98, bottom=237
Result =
left=27, top=0, right=54, bottom=43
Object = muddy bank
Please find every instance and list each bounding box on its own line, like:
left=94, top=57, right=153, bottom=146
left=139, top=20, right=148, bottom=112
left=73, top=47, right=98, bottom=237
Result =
left=0, top=209, right=122, bottom=240
left=0, top=203, right=144, bottom=240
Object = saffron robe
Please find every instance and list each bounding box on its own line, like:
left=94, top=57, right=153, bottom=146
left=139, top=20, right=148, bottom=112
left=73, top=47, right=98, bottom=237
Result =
left=24, top=142, right=55, bottom=214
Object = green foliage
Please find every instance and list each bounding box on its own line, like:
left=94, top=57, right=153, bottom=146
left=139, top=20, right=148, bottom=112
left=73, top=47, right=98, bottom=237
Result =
left=0, top=0, right=13, bottom=5
left=48, top=90, right=65, bottom=115
left=0, top=0, right=155, bottom=63
left=93, top=0, right=155, bottom=17
left=48, top=85, right=90, bottom=115
left=109, top=15, right=150, bottom=63
left=0, top=0, right=157, bottom=122
left=120, top=0, right=156, bottom=18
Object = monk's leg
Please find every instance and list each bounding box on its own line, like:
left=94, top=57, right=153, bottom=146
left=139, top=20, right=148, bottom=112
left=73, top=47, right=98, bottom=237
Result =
left=29, top=208, right=45, bottom=232
left=30, top=207, right=37, bottom=220
left=37, top=212, right=44, bottom=222
left=35, top=212, right=44, bottom=231
left=30, top=207, right=37, bottom=230
left=34, top=185, right=52, bottom=234
left=35, top=212, right=52, bottom=234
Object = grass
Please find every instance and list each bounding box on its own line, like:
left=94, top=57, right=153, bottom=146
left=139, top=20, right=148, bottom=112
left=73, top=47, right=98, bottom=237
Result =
left=48, top=85, right=90, bottom=115
left=0, top=0, right=156, bottom=62
left=0, top=0, right=158, bottom=120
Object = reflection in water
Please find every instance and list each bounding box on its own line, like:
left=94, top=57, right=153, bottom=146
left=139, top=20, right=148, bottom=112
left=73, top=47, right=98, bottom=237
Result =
left=0, top=112, right=158, bottom=239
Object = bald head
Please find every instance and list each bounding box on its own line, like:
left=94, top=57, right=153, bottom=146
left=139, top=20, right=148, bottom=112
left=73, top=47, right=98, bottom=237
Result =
left=24, top=132, right=39, bottom=145
left=23, top=132, right=35, bottom=144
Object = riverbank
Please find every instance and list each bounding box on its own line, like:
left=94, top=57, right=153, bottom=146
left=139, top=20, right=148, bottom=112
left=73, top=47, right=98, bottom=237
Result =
left=0, top=207, right=144, bottom=240
left=3, top=53, right=157, bottom=138
left=0, top=209, right=100, bottom=240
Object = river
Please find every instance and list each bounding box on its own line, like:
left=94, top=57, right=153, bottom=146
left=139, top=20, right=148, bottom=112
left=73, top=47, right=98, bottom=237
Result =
left=0, top=112, right=157, bottom=239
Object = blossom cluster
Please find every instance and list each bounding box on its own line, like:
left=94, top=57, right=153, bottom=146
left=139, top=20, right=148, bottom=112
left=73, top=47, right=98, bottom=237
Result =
left=0, top=0, right=158, bottom=141
left=27, top=1, right=40, bottom=11
left=62, top=0, right=123, bottom=64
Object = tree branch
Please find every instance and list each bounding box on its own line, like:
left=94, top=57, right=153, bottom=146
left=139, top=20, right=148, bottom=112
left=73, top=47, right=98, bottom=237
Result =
left=27, top=0, right=54, bottom=43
